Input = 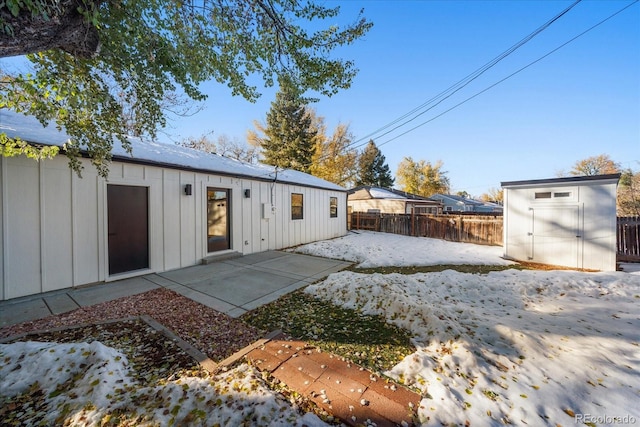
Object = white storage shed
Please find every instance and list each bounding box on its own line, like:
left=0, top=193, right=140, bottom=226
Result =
left=501, top=174, right=620, bottom=271
left=0, top=111, right=347, bottom=300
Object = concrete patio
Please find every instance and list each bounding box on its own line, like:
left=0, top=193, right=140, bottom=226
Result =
left=0, top=251, right=352, bottom=328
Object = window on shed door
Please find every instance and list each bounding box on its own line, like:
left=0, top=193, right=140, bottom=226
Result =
left=534, top=192, right=552, bottom=199
left=330, top=197, right=338, bottom=218
left=291, top=193, right=303, bottom=220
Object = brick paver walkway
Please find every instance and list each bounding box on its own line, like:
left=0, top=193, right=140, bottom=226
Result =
left=246, top=338, right=422, bottom=427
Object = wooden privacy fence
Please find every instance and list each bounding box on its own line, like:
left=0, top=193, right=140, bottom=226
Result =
left=617, top=216, right=640, bottom=261
left=349, top=212, right=503, bottom=246
left=350, top=212, right=640, bottom=259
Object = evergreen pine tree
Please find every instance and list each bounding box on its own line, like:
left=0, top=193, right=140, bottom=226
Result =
left=253, top=75, right=317, bottom=173
left=355, top=140, right=394, bottom=187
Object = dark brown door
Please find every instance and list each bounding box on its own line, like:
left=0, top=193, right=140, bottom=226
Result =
left=108, top=185, right=149, bottom=275
left=207, top=188, right=230, bottom=252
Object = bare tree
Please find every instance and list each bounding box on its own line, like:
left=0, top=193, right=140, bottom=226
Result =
left=217, top=135, right=259, bottom=164
left=618, top=169, right=640, bottom=216
left=177, top=132, right=217, bottom=154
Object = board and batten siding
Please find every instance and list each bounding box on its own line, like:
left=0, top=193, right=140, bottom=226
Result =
left=349, top=199, right=406, bottom=214
left=502, top=174, right=619, bottom=271
left=0, top=155, right=346, bottom=300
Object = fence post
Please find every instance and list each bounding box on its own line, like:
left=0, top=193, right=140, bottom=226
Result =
left=411, top=209, right=415, bottom=236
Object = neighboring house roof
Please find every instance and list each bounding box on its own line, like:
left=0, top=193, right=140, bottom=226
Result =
left=501, top=174, right=621, bottom=188
left=430, top=194, right=503, bottom=212
left=482, top=201, right=504, bottom=209
left=430, top=194, right=484, bottom=206
left=0, top=110, right=344, bottom=192
left=348, top=186, right=435, bottom=201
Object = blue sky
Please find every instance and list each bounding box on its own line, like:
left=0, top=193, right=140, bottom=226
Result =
left=2, top=1, right=638, bottom=196
left=167, top=0, right=639, bottom=196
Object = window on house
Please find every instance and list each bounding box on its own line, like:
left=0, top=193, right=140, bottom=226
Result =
left=330, top=197, right=338, bottom=218
left=414, top=206, right=434, bottom=214
left=291, top=193, right=303, bottom=220
left=535, top=192, right=552, bottom=199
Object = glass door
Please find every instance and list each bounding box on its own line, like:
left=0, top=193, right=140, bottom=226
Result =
left=207, top=188, right=230, bottom=252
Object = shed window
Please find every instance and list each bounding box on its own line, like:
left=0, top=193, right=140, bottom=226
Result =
left=329, top=197, right=338, bottom=218
left=554, top=192, right=571, bottom=198
left=535, top=192, right=552, bottom=199
left=291, top=193, right=303, bottom=220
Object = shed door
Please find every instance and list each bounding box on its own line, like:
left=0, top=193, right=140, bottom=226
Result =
left=531, top=206, right=580, bottom=268
left=107, top=185, right=149, bottom=275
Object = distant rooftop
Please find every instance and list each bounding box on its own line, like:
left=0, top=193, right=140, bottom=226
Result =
left=348, top=185, right=433, bottom=200
left=430, top=194, right=486, bottom=205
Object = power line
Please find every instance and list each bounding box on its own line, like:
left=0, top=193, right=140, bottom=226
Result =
left=374, top=0, right=639, bottom=150
left=348, top=0, right=583, bottom=151
left=298, top=0, right=586, bottom=172
left=265, top=0, right=637, bottom=180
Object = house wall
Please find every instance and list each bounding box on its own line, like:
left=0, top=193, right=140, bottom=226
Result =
left=348, top=199, right=406, bottom=214
left=405, top=202, right=442, bottom=215
left=503, top=179, right=618, bottom=271
left=0, top=156, right=347, bottom=300
left=430, top=195, right=466, bottom=212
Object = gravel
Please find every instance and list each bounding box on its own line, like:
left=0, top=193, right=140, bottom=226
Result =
left=0, top=288, right=265, bottom=362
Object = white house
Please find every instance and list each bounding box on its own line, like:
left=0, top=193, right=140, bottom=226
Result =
left=0, top=111, right=347, bottom=300
left=501, top=174, right=620, bottom=271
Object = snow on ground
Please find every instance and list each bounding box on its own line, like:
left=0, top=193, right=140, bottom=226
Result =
left=0, top=341, right=328, bottom=426
left=2, top=231, right=638, bottom=426
left=293, top=231, right=515, bottom=268
left=298, top=232, right=640, bottom=426
left=620, top=262, right=640, bottom=274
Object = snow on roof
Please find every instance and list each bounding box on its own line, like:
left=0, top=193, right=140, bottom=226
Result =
left=432, top=194, right=485, bottom=205
left=368, top=187, right=404, bottom=199
left=349, top=186, right=435, bottom=201
left=0, top=110, right=344, bottom=191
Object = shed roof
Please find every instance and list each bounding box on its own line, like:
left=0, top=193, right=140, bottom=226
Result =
left=0, top=110, right=344, bottom=192
left=501, top=174, right=621, bottom=188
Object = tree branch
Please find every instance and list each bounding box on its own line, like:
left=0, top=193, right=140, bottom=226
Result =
left=0, top=0, right=101, bottom=58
